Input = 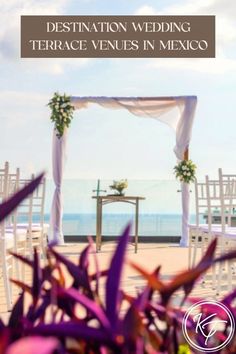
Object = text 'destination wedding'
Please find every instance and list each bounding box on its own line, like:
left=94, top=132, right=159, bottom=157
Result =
left=21, top=15, right=215, bottom=58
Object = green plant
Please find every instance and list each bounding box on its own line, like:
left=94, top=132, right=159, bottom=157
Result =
left=174, top=160, right=196, bottom=183
left=109, top=179, right=128, bottom=195
left=48, top=92, right=75, bottom=138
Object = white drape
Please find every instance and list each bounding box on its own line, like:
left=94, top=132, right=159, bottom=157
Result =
left=180, top=182, right=190, bottom=247
left=49, top=96, right=197, bottom=245
left=49, top=129, right=67, bottom=244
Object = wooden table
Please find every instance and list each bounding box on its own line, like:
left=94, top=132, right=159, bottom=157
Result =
left=92, top=195, right=145, bottom=253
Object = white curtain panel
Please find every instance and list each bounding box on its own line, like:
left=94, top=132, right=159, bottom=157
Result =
left=50, top=96, right=197, bottom=245
left=180, top=182, right=190, bottom=247
left=49, top=128, right=67, bottom=244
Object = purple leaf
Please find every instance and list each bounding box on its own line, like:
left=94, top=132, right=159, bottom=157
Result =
left=100, top=347, right=109, bottom=354
left=8, top=292, right=24, bottom=330
left=121, top=305, right=143, bottom=348
left=134, top=286, right=150, bottom=312
left=10, top=279, right=31, bottom=294
left=199, top=303, right=230, bottom=320
left=130, top=239, right=217, bottom=306
left=32, top=248, right=43, bottom=306
left=10, top=252, right=33, bottom=267
left=90, top=269, right=108, bottom=281
left=28, top=322, right=111, bottom=344
left=49, top=247, right=90, bottom=290
left=28, top=295, right=50, bottom=323
left=105, top=224, right=131, bottom=326
left=59, top=288, right=111, bottom=330
left=0, top=173, right=44, bottom=222
left=79, top=244, right=91, bottom=269
left=6, top=336, right=59, bottom=354
left=222, top=289, right=236, bottom=307
left=214, top=249, right=236, bottom=263
left=162, top=238, right=217, bottom=302
left=88, top=237, right=100, bottom=294
left=0, top=318, right=5, bottom=330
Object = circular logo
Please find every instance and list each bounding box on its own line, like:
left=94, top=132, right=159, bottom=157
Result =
left=182, top=300, right=235, bottom=352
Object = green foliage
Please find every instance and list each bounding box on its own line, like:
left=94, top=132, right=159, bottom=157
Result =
left=178, top=344, right=191, bottom=354
left=48, top=92, right=75, bottom=138
left=109, top=179, right=128, bottom=195
left=174, top=160, right=196, bottom=184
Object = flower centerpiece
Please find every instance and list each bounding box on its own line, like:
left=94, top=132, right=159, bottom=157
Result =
left=174, top=160, right=196, bottom=183
left=109, top=179, right=128, bottom=196
left=48, top=92, right=75, bottom=138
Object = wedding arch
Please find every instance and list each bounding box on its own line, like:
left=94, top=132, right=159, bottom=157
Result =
left=49, top=95, right=197, bottom=246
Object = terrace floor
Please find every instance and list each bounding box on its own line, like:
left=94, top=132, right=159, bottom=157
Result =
left=0, top=242, right=229, bottom=322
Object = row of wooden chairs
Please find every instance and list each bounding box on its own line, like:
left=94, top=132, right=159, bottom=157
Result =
left=0, top=161, right=48, bottom=311
left=188, top=168, right=236, bottom=294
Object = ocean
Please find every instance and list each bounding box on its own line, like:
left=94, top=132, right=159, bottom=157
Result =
left=43, top=179, right=199, bottom=237
left=44, top=213, right=198, bottom=237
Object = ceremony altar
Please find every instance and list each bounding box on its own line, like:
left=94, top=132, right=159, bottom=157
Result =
left=92, top=195, right=145, bottom=253
left=49, top=96, right=197, bottom=246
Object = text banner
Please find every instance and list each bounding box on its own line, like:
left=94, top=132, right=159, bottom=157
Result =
left=21, top=15, right=215, bottom=58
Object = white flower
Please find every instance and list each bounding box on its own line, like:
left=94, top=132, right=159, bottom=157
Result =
left=183, top=171, right=187, bottom=175
left=182, top=166, right=186, bottom=170
left=187, top=172, right=191, bottom=176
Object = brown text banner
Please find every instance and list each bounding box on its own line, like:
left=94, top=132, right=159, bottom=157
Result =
left=21, top=16, right=215, bottom=58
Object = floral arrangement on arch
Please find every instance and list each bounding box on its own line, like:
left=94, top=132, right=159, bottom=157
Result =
left=109, top=179, right=128, bottom=195
left=174, top=159, right=196, bottom=183
left=48, top=92, right=75, bottom=138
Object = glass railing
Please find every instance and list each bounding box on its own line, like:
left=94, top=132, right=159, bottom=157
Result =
left=44, top=179, right=197, bottom=237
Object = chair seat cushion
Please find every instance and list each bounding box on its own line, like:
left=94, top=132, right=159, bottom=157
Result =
left=213, top=227, right=236, bottom=238
left=6, top=223, right=49, bottom=233
left=1, top=232, right=25, bottom=248
left=190, top=225, right=236, bottom=238
left=2, top=233, right=14, bottom=248
left=188, top=224, right=221, bottom=234
left=5, top=229, right=27, bottom=242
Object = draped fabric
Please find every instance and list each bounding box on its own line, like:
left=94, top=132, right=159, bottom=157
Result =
left=49, top=129, right=67, bottom=244
left=70, top=96, right=197, bottom=160
left=49, top=96, right=197, bottom=245
left=180, top=182, right=190, bottom=247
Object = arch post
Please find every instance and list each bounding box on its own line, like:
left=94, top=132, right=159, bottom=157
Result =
left=184, top=148, right=189, bottom=161
left=180, top=147, right=190, bottom=247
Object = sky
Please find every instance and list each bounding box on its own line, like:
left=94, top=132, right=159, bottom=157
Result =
left=0, top=0, right=236, bottom=182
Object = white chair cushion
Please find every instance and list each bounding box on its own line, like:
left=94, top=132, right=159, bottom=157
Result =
left=5, top=229, right=27, bottom=242
left=1, top=233, right=14, bottom=249
left=6, top=223, right=49, bottom=233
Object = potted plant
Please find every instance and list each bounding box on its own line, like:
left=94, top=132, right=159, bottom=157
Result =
left=109, top=179, right=128, bottom=196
